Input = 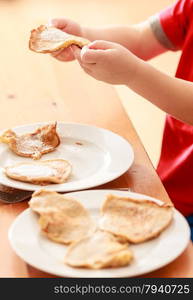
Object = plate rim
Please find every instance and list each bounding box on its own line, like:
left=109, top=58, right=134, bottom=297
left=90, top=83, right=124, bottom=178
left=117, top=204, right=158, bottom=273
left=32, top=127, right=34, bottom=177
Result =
left=0, top=122, right=134, bottom=192
left=8, top=189, right=190, bottom=278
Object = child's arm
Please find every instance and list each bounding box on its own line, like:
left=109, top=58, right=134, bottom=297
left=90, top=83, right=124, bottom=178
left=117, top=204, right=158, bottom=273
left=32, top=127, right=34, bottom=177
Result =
left=50, top=18, right=166, bottom=61
left=82, top=21, right=166, bottom=60
left=128, top=58, right=193, bottom=126
left=72, top=41, right=193, bottom=126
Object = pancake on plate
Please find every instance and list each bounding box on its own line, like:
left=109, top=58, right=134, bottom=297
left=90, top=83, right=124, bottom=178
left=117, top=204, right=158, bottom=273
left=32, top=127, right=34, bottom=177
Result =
left=5, top=159, right=71, bottom=185
left=99, top=194, right=173, bottom=243
left=29, top=25, right=90, bottom=53
left=0, top=122, right=60, bottom=159
left=65, top=230, right=133, bottom=269
left=29, top=190, right=96, bottom=244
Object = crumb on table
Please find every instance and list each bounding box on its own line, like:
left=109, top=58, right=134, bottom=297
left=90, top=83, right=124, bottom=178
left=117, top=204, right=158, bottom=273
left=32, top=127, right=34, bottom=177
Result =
left=7, top=94, right=16, bottom=99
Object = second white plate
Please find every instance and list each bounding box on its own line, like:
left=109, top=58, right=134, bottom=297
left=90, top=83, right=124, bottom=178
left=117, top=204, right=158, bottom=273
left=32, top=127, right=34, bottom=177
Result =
left=0, top=122, right=134, bottom=192
left=8, top=190, right=190, bottom=278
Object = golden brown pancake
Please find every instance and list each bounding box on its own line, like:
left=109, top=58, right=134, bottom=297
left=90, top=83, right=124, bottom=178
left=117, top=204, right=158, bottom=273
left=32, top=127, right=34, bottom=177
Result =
left=100, top=194, right=173, bottom=243
left=65, top=230, right=133, bottom=269
left=29, top=190, right=96, bottom=244
left=5, top=159, right=71, bottom=185
left=29, top=25, right=90, bottom=53
left=0, top=122, right=60, bottom=159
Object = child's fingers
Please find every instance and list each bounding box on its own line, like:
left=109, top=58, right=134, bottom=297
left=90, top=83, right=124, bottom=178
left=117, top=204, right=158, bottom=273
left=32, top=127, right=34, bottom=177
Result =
left=51, top=49, right=63, bottom=57
left=71, top=45, right=81, bottom=61
left=71, top=46, right=94, bottom=73
left=80, top=43, right=113, bottom=64
left=51, top=47, right=74, bottom=61
left=71, top=46, right=96, bottom=70
left=81, top=49, right=102, bottom=64
left=80, top=46, right=98, bottom=64
left=47, top=18, right=69, bottom=29
left=82, top=66, right=93, bottom=75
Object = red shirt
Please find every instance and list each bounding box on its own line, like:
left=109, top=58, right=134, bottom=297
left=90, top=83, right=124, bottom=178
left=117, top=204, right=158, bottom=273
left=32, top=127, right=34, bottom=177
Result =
left=151, top=0, right=193, bottom=215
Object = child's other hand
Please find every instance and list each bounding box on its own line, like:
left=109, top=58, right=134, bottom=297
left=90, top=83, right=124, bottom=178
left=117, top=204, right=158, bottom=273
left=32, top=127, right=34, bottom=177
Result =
left=71, top=40, right=139, bottom=85
left=48, top=18, right=83, bottom=62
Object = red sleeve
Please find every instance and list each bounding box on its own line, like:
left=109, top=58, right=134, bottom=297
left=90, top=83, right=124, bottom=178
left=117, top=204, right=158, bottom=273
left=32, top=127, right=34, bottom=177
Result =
left=159, top=0, right=193, bottom=49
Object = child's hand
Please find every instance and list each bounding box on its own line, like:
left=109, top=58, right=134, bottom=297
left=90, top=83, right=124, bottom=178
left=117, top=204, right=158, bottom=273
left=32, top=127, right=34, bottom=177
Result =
left=71, top=40, right=139, bottom=85
left=48, top=18, right=83, bottom=61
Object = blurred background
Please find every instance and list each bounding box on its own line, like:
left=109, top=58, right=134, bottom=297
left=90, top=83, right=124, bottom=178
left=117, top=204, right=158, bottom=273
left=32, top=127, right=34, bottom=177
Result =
left=0, top=0, right=177, bottom=167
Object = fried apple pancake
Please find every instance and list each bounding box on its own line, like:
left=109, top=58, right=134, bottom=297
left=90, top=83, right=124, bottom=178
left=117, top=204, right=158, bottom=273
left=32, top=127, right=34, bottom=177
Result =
left=65, top=230, right=133, bottom=269
left=5, top=159, right=71, bottom=185
left=29, top=25, right=90, bottom=53
left=100, top=194, right=173, bottom=243
left=0, top=122, right=60, bottom=159
left=29, top=190, right=96, bottom=244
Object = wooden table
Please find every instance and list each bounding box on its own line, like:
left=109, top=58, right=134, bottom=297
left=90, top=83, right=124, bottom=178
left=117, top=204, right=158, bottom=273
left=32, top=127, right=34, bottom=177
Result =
left=0, top=0, right=192, bottom=278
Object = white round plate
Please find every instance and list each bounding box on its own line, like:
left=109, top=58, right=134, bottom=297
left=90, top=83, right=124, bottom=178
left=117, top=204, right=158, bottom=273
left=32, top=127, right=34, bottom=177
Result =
left=0, top=122, right=134, bottom=192
left=9, top=189, right=190, bottom=278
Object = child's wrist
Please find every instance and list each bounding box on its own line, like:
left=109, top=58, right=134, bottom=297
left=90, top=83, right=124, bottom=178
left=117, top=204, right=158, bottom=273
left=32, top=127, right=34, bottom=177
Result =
left=124, top=56, right=143, bottom=86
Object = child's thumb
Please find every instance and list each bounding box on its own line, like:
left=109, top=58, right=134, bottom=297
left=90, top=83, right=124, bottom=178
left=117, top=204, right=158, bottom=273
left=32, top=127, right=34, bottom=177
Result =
left=88, top=40, right=116, bottom=50
left=80, top=41, right=113, bottom=64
